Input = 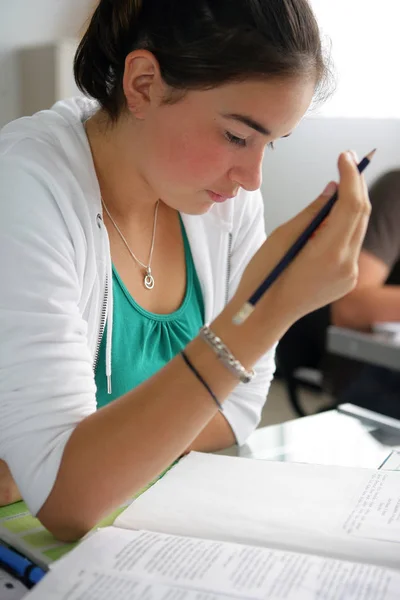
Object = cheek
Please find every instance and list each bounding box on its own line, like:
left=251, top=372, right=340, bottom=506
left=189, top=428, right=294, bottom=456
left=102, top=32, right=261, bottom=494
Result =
left=177, top=145, right=225, bottom=183
left=151, top=124, right=230, bottom=186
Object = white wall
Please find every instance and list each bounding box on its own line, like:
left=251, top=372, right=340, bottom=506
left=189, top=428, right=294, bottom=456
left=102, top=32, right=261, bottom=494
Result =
left=2, top=1, right=399, bottom=123
left=0, top=0, right=93, bottom=127
left=261, top=0, right=400, bottom=232
left=262, top=117, right=400, bottom=233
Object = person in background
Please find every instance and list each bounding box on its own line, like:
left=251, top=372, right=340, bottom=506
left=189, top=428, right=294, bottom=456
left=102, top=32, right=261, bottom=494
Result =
left=330, top=170, right=400, bottom=418
left=332, top=170, right=400, bottom=328
left=0, top=0, right=370, bottom=541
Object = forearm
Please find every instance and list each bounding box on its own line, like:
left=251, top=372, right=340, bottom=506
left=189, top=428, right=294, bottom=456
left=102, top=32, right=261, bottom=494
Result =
left=38, top=298, right=287, bottom=541
left=332, top=285, right=400, bottom=330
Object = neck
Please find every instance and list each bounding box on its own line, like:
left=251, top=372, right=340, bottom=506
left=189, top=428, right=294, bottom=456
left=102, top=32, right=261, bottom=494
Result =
left=85, top=109, right=160, bottom=223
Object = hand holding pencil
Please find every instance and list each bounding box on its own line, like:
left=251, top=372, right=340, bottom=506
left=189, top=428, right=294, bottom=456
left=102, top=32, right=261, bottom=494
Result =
left=231, top=150, right=374, bottom=328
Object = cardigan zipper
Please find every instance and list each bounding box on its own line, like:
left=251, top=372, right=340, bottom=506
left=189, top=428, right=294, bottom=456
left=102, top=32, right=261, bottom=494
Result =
left=93, top=275, right=108, bottom=372
left=225, top=232, right=233, bottom=306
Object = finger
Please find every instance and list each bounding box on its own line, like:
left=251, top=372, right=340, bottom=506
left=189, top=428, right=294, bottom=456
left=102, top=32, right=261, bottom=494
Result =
left=338, top=150, right=362, bottom=200
left=348, top=181, right=371, bottom=258
left=325, top=151, right=366, bottom=246
left=361, top=172, right=370, bottom=209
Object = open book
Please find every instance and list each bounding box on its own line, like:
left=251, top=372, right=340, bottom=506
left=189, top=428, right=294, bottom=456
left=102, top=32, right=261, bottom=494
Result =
left=26, top=452, right=400, bottom=599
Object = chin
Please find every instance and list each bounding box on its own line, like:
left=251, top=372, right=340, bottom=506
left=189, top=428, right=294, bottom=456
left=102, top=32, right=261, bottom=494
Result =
left=179, top=202, right=214, bottom=216
left=166, top=195, right=215, bottom=216
left=162, top=189, right=216, bottom=216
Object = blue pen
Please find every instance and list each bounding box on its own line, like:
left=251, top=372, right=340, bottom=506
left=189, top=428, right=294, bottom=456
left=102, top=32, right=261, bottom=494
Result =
left=0, top=543, right=46, bottom=588
left=233, top=149, right=376, bottom=325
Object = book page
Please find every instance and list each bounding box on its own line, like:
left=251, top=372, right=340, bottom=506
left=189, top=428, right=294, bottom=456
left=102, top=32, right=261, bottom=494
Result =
left=341, top=471, right=400, bottom=542
left=26, top=569, right=228, bottom=600
left=26, top=528, right=400, bottom=600
left=115, top=452, right=400, bottom=570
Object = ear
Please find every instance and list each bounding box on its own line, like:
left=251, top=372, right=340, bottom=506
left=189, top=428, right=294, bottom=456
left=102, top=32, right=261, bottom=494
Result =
left=123, top=50, right=164, bottom=119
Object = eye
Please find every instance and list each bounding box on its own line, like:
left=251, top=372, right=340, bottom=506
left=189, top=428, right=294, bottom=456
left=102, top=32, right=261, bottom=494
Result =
left=268, top=141, right=275, bottom=151
left=225, top=131, right=247, bottom=148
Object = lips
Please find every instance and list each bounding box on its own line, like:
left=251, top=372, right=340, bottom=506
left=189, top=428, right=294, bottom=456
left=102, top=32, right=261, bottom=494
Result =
left=207, top=190, right=236, bottom=203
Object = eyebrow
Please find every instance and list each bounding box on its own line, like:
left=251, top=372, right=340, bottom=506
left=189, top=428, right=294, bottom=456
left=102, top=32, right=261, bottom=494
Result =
left=221, top=112, right=292, bottom=138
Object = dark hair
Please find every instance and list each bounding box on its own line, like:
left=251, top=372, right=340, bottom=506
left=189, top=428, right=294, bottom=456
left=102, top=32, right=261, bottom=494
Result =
left=74, top=0, right=333, bottom=121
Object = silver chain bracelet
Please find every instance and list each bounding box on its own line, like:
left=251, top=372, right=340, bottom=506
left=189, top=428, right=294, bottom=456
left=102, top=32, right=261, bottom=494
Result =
left=198, top=325, right=255, bottom=384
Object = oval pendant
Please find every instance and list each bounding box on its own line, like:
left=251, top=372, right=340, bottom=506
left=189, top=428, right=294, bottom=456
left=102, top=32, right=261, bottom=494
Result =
left=144, top=274, right=155, bottom=290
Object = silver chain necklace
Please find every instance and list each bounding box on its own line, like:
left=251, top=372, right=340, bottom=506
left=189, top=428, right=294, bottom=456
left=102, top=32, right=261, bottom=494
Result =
left=101, top=198, right=160, bottom=290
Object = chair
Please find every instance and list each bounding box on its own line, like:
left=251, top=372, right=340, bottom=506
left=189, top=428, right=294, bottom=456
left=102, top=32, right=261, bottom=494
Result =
left=275, top=305, right=331, bottom=417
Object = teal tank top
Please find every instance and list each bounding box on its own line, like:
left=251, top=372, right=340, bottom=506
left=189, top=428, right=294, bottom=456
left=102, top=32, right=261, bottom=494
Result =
left=95, top=219, right=204, bottom=408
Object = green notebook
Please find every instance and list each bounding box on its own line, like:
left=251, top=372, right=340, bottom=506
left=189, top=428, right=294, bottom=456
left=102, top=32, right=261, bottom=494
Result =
left=0, top=465, right=175, bottom=570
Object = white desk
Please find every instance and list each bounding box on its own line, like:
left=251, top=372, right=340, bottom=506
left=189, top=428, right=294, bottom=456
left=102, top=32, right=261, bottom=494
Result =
left=218, top=403, right=400, bottom=469
left=327, top=325, right=400, bottom=371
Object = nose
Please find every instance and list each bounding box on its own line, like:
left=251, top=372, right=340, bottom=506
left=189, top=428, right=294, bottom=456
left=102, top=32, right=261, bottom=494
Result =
left=229, top=148, right=264, bottom=192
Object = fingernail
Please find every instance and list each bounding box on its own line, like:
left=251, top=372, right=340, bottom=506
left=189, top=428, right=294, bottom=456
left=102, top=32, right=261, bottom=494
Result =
left=322, top=181, right=337, bottom=197
left=346, top=150, right=359, bottom=163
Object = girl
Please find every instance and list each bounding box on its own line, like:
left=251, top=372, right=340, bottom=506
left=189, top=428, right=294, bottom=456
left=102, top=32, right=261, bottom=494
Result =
left=0, top=0, right=370, bottom=541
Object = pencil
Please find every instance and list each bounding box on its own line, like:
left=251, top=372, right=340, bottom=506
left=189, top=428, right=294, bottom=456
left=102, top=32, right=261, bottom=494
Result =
left=233, top=149, right=376, bottom=325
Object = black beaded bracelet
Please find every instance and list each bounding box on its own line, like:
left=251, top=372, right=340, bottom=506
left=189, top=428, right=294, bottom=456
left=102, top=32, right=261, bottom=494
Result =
left=181, top=351, right=222, bottom=410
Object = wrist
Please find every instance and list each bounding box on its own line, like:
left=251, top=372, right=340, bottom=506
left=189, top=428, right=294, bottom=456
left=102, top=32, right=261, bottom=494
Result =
left=199, top=325, right=255, bottom=383
left=212, top=289, right=293, bottom=370
left=184, top=289, right=293, bottom=397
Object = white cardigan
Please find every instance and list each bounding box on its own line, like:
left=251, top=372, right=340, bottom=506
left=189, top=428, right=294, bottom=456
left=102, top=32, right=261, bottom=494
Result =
left=0, top=98, right=275, bottom=515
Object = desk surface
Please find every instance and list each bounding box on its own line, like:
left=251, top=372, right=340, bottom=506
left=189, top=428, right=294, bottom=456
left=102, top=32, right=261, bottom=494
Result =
left=218, top=403, right=400, bottom=469
left=327, top=325, right=400, bottom=371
